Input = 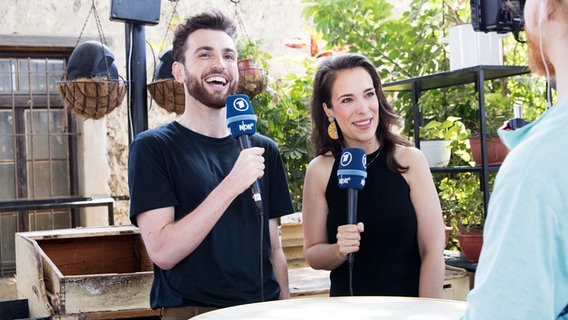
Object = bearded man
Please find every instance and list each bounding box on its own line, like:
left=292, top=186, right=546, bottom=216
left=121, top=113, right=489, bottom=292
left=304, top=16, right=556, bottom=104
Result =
left=128, top=10, right=293, bottom=320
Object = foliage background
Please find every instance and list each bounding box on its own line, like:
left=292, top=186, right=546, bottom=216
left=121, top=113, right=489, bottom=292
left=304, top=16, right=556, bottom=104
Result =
left=252, top=0, right=549, bottom=248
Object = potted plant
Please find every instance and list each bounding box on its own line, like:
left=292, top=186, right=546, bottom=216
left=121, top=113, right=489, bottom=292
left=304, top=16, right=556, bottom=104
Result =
left=468, top=93, right=514, bottom=166
left=236, top=39, right=270, bottom=98
left=439, top=172, right=488, bottom=262
left=419, top=116, right=470, bottom=167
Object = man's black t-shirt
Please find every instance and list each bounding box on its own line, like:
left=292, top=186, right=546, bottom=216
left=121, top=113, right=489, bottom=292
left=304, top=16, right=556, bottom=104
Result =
left=128, top=121, right=294, bottom=308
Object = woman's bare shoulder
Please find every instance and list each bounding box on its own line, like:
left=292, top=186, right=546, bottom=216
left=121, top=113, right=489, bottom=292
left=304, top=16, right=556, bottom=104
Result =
left=307, top=152, right=335, bottom=173
left=394, top=144, right=426, bottom=166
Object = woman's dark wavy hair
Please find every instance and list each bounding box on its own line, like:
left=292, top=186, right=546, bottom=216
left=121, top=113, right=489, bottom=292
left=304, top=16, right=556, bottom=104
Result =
left=172, top=9, right=237, bottom=64
left=310, top=53, right=411, bottom=173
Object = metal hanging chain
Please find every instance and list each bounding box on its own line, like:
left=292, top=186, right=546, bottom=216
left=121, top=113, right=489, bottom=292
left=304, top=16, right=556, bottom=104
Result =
left=160, top=0, right=179, bottom=52
left=75, top=0, right=109, bottom=47
left=232, top=0, right=251, bottom=44
left=72, top=0, right=112, bottom=80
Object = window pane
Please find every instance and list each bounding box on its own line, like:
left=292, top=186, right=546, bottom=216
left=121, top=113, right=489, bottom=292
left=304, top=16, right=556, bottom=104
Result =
left=0, top=164, right=15, bottom=201
left=27, top=112, right=49, bottom=160
left=26, top=110, right=68, bottom=159
left=27, top=161, right=69, bottom=198
left=0, top=213, right=16, bottom=262
left=34, top=212, right=53, bottom=230
left=0, top=111, right=14, bottom=160
left=29, top=210, right=71, bottom=232
left=18, top=59, right=31, bottom=92
left=0, top=59, right=15, bottom=92
left=47, top=60, right=65, bottom=92
left=27, top=162, right=49, bottom=198
left=52, top=210, right=72, bottom=228
left=19, top=59, right=43, bottom=92
left=51, top=161, right=70, bottom=197
left=49, top=111, right=68, bottom=158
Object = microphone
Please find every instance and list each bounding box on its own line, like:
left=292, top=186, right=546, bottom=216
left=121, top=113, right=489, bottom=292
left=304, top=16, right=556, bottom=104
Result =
left=226, top=94, right=263, bottom=215
left=337, top=148, right=367, bottom=278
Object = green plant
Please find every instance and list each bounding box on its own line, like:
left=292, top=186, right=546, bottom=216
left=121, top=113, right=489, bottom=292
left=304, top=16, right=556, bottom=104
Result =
left=300, top=0, right=547, bottom=247
left=236, top=39, right=271, bottom=70
left=420, top=116, right=472, bottom=165
left=420, top=116, right=469, bottom=141
left=252, top=57, right=316, bottom=211
left=473, top=92, right=515, bottom=136
left=442, top=0, right=469, bottom=25
left=438, top=172, right=489, bottom=250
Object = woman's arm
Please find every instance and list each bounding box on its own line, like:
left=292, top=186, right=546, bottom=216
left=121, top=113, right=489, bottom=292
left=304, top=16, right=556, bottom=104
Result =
left=399, top=146, right=446, bottom=298
left=302, top=155, right=362, bottom=270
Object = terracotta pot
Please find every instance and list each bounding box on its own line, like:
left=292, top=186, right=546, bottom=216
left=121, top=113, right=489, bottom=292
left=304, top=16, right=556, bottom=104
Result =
left=236, top=58, right=266, bottom=98
left=456, top=230, right=483, bottom=262
left=469, top=135, right=509, bottom=166
left=237, top=58, right=261, bottom=82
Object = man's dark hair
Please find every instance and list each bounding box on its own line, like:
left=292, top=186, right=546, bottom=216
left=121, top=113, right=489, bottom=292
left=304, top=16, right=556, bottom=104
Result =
left=172, top=9, right=237, bottom=64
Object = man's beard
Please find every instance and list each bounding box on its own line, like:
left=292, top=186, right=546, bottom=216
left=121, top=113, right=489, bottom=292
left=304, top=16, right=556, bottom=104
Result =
left=185, top=73, right=237, bottom=109
left=525, top=24, right=556, bottom=79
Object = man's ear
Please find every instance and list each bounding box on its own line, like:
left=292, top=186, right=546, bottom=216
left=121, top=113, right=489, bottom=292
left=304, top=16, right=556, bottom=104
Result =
left=172, top=61, right=185, bottom=83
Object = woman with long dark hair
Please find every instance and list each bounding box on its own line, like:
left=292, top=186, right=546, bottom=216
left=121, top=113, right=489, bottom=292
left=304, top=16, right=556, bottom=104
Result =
left=302, top=53, right=445, bottom=298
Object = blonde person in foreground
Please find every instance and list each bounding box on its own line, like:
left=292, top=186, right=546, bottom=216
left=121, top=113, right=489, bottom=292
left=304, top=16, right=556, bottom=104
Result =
left=461, top=0, right=568, bottom=319
left=302, top=53, right=445, bottom=298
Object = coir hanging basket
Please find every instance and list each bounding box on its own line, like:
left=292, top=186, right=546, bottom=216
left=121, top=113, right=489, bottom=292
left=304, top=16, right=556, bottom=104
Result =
left=147, top=78, right=185, bottom=115
left=57, top=77, right=126, bottom=120
left=147, top=48, right=185, bottom=115
left=57, top=1, right=126, bottom=120
left=57, top=40, right=126, bottom=120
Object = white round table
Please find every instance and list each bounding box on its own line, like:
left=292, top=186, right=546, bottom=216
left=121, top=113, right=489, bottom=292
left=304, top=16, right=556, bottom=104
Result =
left=192, top=296, right=466, bottom=319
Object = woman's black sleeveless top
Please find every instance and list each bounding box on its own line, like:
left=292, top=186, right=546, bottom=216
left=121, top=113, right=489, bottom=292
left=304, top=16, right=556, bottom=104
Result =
left=325, top=148, right=421, bottom=296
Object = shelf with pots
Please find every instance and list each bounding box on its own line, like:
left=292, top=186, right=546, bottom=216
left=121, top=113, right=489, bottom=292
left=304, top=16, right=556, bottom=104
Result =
left=383, top=65, right=531, bottom=264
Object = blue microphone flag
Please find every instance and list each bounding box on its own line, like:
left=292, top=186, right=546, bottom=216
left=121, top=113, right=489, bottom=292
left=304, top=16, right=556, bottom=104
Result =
left=226, top=94, right=257, bottom=138
left=337, top=148, right=367, bottom=190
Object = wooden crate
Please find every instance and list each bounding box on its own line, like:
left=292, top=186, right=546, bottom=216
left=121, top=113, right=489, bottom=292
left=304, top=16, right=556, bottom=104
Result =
left=281, top=222, right=304, bottom=263
left=15, top=225, right=156, bottom=319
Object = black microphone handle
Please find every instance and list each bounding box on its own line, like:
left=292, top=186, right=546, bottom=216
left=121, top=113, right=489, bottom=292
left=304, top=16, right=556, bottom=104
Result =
left=237, top=135, right=263, bottom=215
left=347, top=188, right=358, bottom=266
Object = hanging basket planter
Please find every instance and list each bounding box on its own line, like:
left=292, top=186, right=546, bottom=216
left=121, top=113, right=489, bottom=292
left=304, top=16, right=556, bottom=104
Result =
left=147, top=48, right=186, bottom=115
left=57, top=78, right=126, bottom=120
left=147, top=78, right=185, bottom=115
left=55, top=1, right=126, bottom=120
left=236, top=58, right=267, bottom=98
left=56, top=40, right=126, bottom=120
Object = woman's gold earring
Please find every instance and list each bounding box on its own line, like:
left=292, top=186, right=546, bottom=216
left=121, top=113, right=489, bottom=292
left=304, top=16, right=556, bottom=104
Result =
left=327, top=116, right=339, bottom=140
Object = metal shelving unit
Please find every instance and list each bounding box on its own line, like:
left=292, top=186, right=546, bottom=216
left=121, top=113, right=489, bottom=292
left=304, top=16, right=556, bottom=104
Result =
left=383, top=65, right=531, bottom=216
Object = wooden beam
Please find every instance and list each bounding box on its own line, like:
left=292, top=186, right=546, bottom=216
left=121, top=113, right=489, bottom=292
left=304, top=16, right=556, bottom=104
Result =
left=0, top=34, right=110, bottom=58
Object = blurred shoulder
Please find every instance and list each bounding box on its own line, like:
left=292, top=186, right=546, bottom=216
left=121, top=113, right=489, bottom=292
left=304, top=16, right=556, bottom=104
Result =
left=306, top=153, right=335, bottom=177
left=394, top=144, right=427, bottom=167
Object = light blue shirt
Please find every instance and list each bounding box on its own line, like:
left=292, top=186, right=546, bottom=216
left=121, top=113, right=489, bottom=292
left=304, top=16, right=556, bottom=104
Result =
left=461, top=98, right=568, bottom=319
